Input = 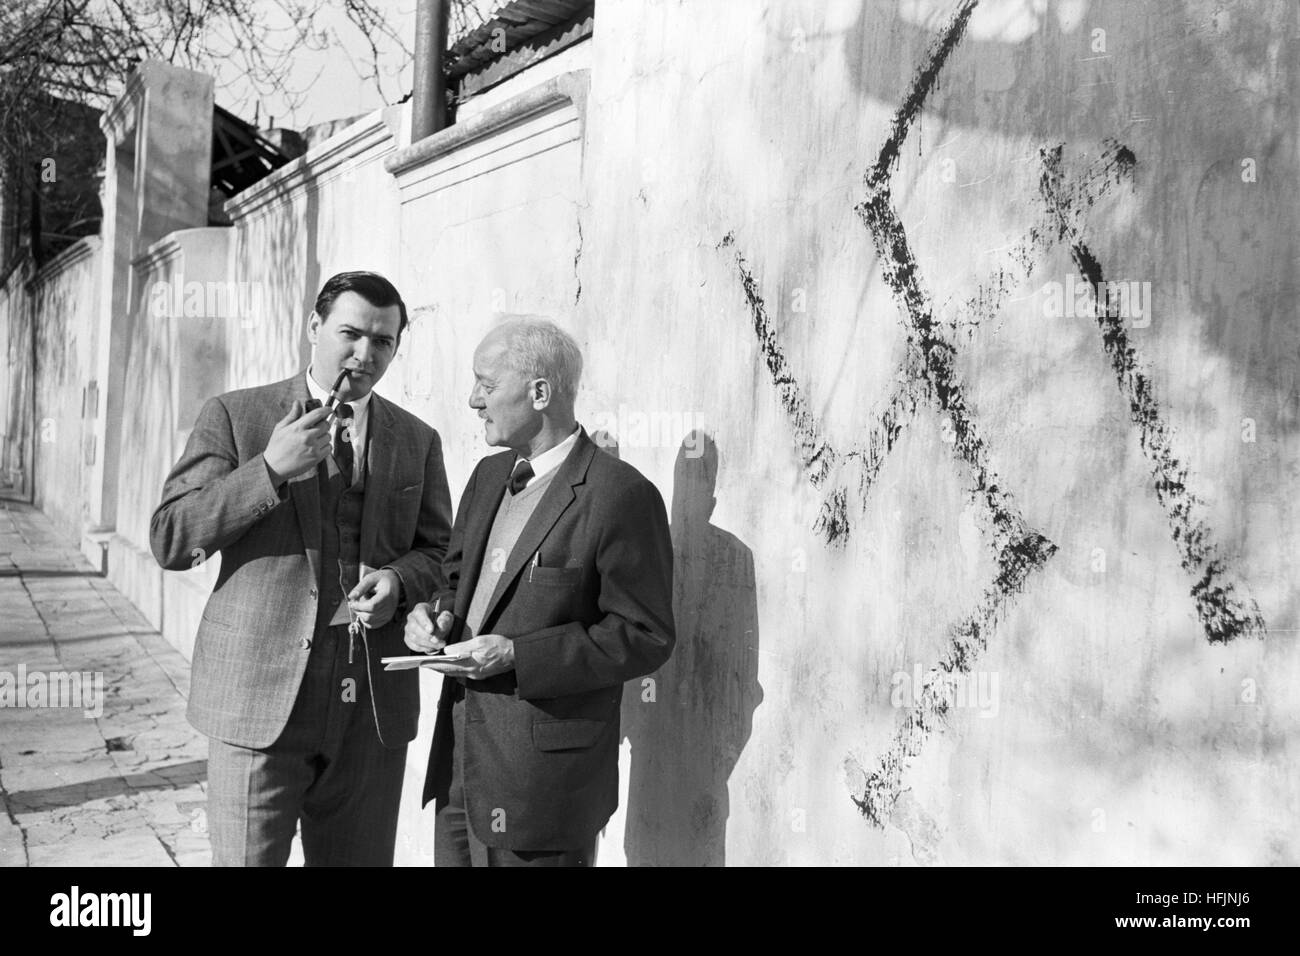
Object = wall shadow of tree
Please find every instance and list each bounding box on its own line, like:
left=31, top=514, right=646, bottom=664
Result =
left=842, top=0, right=1298, bottom=399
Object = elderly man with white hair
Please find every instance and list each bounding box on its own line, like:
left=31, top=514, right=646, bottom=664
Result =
left=406, top=316, right=676, bottom=866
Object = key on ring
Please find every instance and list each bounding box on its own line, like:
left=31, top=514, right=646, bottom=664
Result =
left=347, top=619, right=364, bottom=665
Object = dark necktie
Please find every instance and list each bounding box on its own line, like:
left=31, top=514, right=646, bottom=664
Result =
left=334, top=403, right=355, bottom=487
left=508, top=459, right=534, bottom=495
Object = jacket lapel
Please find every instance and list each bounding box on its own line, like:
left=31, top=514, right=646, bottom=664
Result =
left=457, top=454, right=512, bottom=619
left=480, top=432, right=596, bottom=627
left=282, top=372, right=322, bottom=587
left=359, top=392, right=396, bottom=566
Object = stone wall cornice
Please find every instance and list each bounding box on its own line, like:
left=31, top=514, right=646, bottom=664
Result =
left=130, top=227, right=229, bottom=274
left=385, top=69, right=590, bottom=179
left=223, top=110, right=398, bottom=221
left=30, top=237, right=101, bottom=287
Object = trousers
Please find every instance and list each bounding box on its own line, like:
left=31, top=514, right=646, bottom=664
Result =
left=207, top=623, right=406, bottom=866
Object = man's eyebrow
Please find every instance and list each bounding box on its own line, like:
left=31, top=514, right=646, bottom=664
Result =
left=340, top=323, right=394, bottom=341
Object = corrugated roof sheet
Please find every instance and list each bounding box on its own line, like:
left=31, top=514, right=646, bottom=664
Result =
left=447, top=0, right=593, bottom=79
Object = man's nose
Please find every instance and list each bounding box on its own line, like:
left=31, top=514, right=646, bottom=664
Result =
left=468, top=384, right=484, bottom=408
left=351, top=339, right=374, bottom=368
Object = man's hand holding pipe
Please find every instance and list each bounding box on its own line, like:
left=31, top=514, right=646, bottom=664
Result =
left=262, top=400, right=333, bottom=487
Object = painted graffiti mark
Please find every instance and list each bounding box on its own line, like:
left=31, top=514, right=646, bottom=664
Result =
left=719, top=233, right=922, bottom=544
left=850, top=0, right=1061, bottom=826
left=723, top=0, right=1264, bottom=828
left=725, top=0, right=1056, bottom=827
left=1038, top=145, right=1265, bottom=643
left=722, top=234, right=842, bottom=489
left=943, top=139, right=1139, bottom=338
left=762, top=140, right=1140, bottom=545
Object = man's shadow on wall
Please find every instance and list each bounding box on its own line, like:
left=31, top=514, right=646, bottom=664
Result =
left=605, top=430, right=763, bottom=866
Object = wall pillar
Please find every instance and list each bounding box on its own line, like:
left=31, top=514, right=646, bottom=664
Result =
left=84, top=61, right=214, bottom=567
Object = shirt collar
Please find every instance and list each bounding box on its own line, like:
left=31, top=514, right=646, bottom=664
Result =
left=305, top=367, right=372, bottom=417
left=520, top=425, right=581, bottom=482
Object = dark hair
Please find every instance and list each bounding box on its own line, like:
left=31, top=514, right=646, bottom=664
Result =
left=314, top=271, right=408, bottom=335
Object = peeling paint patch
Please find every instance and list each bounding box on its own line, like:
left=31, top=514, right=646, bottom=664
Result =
left=573, top=209, right=584, bottom=306
left=888, top=790, right=945, bottom=866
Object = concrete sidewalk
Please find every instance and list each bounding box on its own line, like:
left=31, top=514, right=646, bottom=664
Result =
left=0, top=501, right=211, bottom=866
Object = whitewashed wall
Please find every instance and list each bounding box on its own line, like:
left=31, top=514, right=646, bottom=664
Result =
left=28, top=240, right=102, bottom=543
left=18, top=0, right=1297, bottom=866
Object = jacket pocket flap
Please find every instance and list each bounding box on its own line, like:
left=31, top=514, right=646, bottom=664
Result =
left=528, top=565, right=581, bottom=586
left=199, top=609, right=235, bottom=629
left=532, top=718, right=606, bottom=752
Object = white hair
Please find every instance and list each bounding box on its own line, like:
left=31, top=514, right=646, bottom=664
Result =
left=490, top=315, right=584, bottom=404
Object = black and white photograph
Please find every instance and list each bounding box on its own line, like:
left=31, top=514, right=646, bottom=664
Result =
left=0, top=0, right=1294, bottom=906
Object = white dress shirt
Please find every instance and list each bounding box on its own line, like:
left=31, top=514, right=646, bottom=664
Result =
left=306, top=367, right=371, bottom=460
left=515, top=425, right=581, bottom=488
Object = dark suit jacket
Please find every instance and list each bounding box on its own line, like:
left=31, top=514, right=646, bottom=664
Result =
left=150, top=372, right=453, bottom=749
left=422, top=429, right=675, bottom=849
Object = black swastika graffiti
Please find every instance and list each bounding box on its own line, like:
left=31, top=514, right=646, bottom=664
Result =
left=721, top=0, right=1264, bottom=828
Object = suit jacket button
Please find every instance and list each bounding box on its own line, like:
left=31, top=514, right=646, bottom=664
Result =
left=309, top=588, right=317, bottom=598
left=300, top=637, right=312, bottom=650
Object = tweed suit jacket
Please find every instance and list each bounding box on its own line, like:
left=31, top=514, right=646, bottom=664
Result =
left=150, top=372, right=453, bottom=749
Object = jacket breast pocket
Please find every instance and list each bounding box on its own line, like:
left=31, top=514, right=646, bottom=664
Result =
left=532, top=718, right=606, bottom=752
left=527, top=565, right=582, bottom=588
left=200, top=608, right=235, bottom=629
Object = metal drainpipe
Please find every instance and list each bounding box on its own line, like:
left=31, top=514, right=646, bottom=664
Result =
left=412, top=0, right=450, bottom=141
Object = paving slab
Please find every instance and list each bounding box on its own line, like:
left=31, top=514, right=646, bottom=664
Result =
left=26, top=829, right=176, bottom=867
left=0, top=502, right=211, bottom=868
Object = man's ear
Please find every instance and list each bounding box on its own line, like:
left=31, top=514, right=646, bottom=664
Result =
left=307, top=310, right=322, bottom=344
left=531, top=378, right=552, bottom=410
